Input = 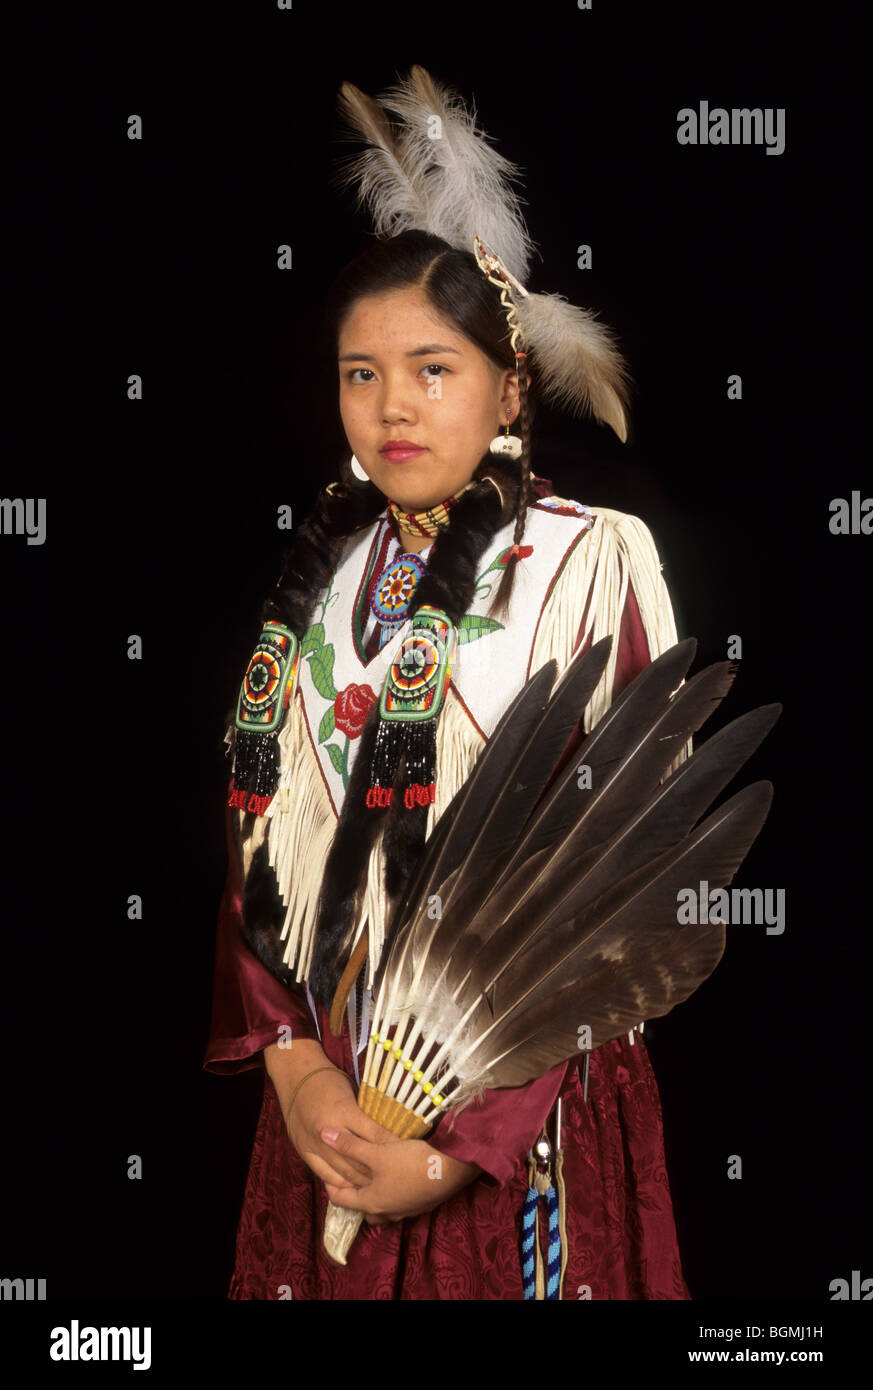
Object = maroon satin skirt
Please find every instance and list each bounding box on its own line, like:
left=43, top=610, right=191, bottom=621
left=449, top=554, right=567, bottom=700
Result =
left=227, top=1031, right=691, bottom=1300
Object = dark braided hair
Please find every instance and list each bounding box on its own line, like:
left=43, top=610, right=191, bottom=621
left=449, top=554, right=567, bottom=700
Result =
left=236, top=229, right=543, bottom=1008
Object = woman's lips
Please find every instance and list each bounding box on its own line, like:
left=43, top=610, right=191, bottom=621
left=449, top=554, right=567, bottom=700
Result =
left=379, top=445, right=427, bottom=462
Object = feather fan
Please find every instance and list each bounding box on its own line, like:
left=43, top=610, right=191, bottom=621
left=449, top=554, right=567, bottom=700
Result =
left=322, top=636, right=781, bottom=1263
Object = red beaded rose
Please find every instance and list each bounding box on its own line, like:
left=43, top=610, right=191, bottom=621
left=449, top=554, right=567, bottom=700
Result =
left=334, top=682, right=378, bottom=739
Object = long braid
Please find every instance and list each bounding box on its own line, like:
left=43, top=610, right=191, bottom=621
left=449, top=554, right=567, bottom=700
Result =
left=230, top=473, right=385, bottom=849
left=261, top=471, right=385, bottom=634
left=489, top=348, right=535, bottom=620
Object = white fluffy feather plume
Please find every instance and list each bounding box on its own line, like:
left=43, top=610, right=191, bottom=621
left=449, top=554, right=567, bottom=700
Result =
left=514, top=292, right=632, bottom=441
left=334, top=81, right=429, bottom=239
left=378, top=66, right=535, bottom=286
left=335, top=67, right=534, bottom=283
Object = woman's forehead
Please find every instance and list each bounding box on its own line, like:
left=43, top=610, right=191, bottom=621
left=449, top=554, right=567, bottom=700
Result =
left=339, top=289, right=461, bottom=345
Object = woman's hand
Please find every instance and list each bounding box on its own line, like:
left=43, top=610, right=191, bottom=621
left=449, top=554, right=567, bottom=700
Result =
left=320, top=1129, right=481, bottom=1225
left=283, top=1069, right=401, bottom=1189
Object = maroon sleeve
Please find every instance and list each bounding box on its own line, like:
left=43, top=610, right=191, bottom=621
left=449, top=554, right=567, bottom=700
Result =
left=573, top=574, right=652, bottom=698
left=428, top=1062, right=570, bottom=1187
left=541, top=577, right=652, bottom=795
left=427, top=581, right=652, bottom=1184
left=202, top=780, right=321, bottom=1076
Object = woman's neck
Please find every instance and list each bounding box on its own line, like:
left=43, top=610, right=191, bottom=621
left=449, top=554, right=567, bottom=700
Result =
left=395, top=529, right=433, bottom=555
left=385, top=508, right=435, bottom=555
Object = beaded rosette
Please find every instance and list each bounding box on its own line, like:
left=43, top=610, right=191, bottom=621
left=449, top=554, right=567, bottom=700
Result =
left=370, top=550, right=428, bottom=649
left=367, top=605, right=456, bottom=810
left=229, top=620, right=299, bottom=817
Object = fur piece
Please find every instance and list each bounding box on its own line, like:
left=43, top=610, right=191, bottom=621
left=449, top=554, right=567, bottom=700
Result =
left=240, top=842, right=297, bottom=987
left=307, top=699, right=392, bottom=1009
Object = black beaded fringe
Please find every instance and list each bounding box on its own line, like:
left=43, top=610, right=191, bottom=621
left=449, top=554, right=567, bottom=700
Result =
left=233, top=729, right=281, bottom=798
left=370, top=717, right=437, bottom=806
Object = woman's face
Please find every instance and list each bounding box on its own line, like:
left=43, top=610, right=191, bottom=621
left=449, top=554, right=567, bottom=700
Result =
left=337, top=285, right=519, bottom=512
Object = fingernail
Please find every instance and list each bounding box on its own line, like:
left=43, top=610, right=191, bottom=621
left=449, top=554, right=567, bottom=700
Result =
left=321, top=1127, right=340, bottom=1142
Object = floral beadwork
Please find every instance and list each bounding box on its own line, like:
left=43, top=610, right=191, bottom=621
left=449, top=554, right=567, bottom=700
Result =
left=299, top=537, right=535, bottom=790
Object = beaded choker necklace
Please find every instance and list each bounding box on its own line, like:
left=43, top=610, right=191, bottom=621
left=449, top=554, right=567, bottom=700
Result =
left=386, top=480, right=476, bottom=538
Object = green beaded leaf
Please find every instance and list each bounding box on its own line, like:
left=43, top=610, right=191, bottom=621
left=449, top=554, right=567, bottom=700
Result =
left=318, top=706, right=336, bottom=743
left=325, top=742, right=345, bottom=776
left=456, top=614, right=504, bottom=644
left=301, top=623, right=325, bottom=656
left=308, top=643, right=338, bottom=700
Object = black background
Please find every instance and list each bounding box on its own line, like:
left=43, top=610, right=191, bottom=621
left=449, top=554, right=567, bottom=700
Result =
left=2, top=0, right=868, bottom=1318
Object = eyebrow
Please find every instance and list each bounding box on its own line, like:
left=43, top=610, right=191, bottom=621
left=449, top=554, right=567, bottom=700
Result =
left=338, top=344, right=463, bottom=362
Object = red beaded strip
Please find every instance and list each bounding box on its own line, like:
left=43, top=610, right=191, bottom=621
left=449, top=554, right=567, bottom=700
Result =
left=227, top=782, right=274, bottom=816
left=365, top=781, right=436, bottom=810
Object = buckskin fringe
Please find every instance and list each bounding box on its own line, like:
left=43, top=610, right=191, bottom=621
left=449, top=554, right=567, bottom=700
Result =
left=529, top=507, right=691, bottom=776
left=347, top=691, right=487, bottom=990
left=263, top=687, right=338, bottom=982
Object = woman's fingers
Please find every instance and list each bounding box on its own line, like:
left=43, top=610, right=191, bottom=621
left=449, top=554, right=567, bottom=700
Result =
left=305, top=1153, right=363, bottom=1189
left=323, top=1180, right=368, bottom=1211
left=319, top=1143, right=372, bottom=1183
left=320, top=1126, right=385, bottom=1165
left=328, top=1093, right=402, bottom=1146
left=289, top=1116, right=373, bottom=1183
left=347, top=1112, right=404, bottom=1145
left=322, top=1178, right=399, bottom=1225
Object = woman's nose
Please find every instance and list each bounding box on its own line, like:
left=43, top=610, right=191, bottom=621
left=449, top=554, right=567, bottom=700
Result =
left=379, top=373, right=418, bottom=421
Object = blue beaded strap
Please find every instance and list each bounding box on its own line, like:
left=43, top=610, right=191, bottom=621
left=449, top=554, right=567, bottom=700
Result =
left=521, top=1184, right=562, bottom=1301
left=522, top=1122, right=564, bottom=1301
left=521, top=1185, right=539, bottom=1299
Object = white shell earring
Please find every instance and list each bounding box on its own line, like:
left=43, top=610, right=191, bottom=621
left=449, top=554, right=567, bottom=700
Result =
left=350, top=454, right=370, bottom=481
left=489, top=409, right=522, bottom=460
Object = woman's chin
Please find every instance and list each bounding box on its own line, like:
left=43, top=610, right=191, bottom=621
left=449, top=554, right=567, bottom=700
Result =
left=364, top=455, right=478, bottom=512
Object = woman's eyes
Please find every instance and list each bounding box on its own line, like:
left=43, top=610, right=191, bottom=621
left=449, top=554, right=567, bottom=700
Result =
left=345, top=364, right=450, bottom=383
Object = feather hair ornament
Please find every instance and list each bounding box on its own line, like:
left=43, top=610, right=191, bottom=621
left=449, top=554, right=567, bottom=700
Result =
left=333, top=64, right=631, bottom=440
left=322, top=634, right=781, bottom=1264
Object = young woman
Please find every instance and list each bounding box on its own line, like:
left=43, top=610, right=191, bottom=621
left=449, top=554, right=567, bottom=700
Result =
left=204, top=219, right=692, bottom=1299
